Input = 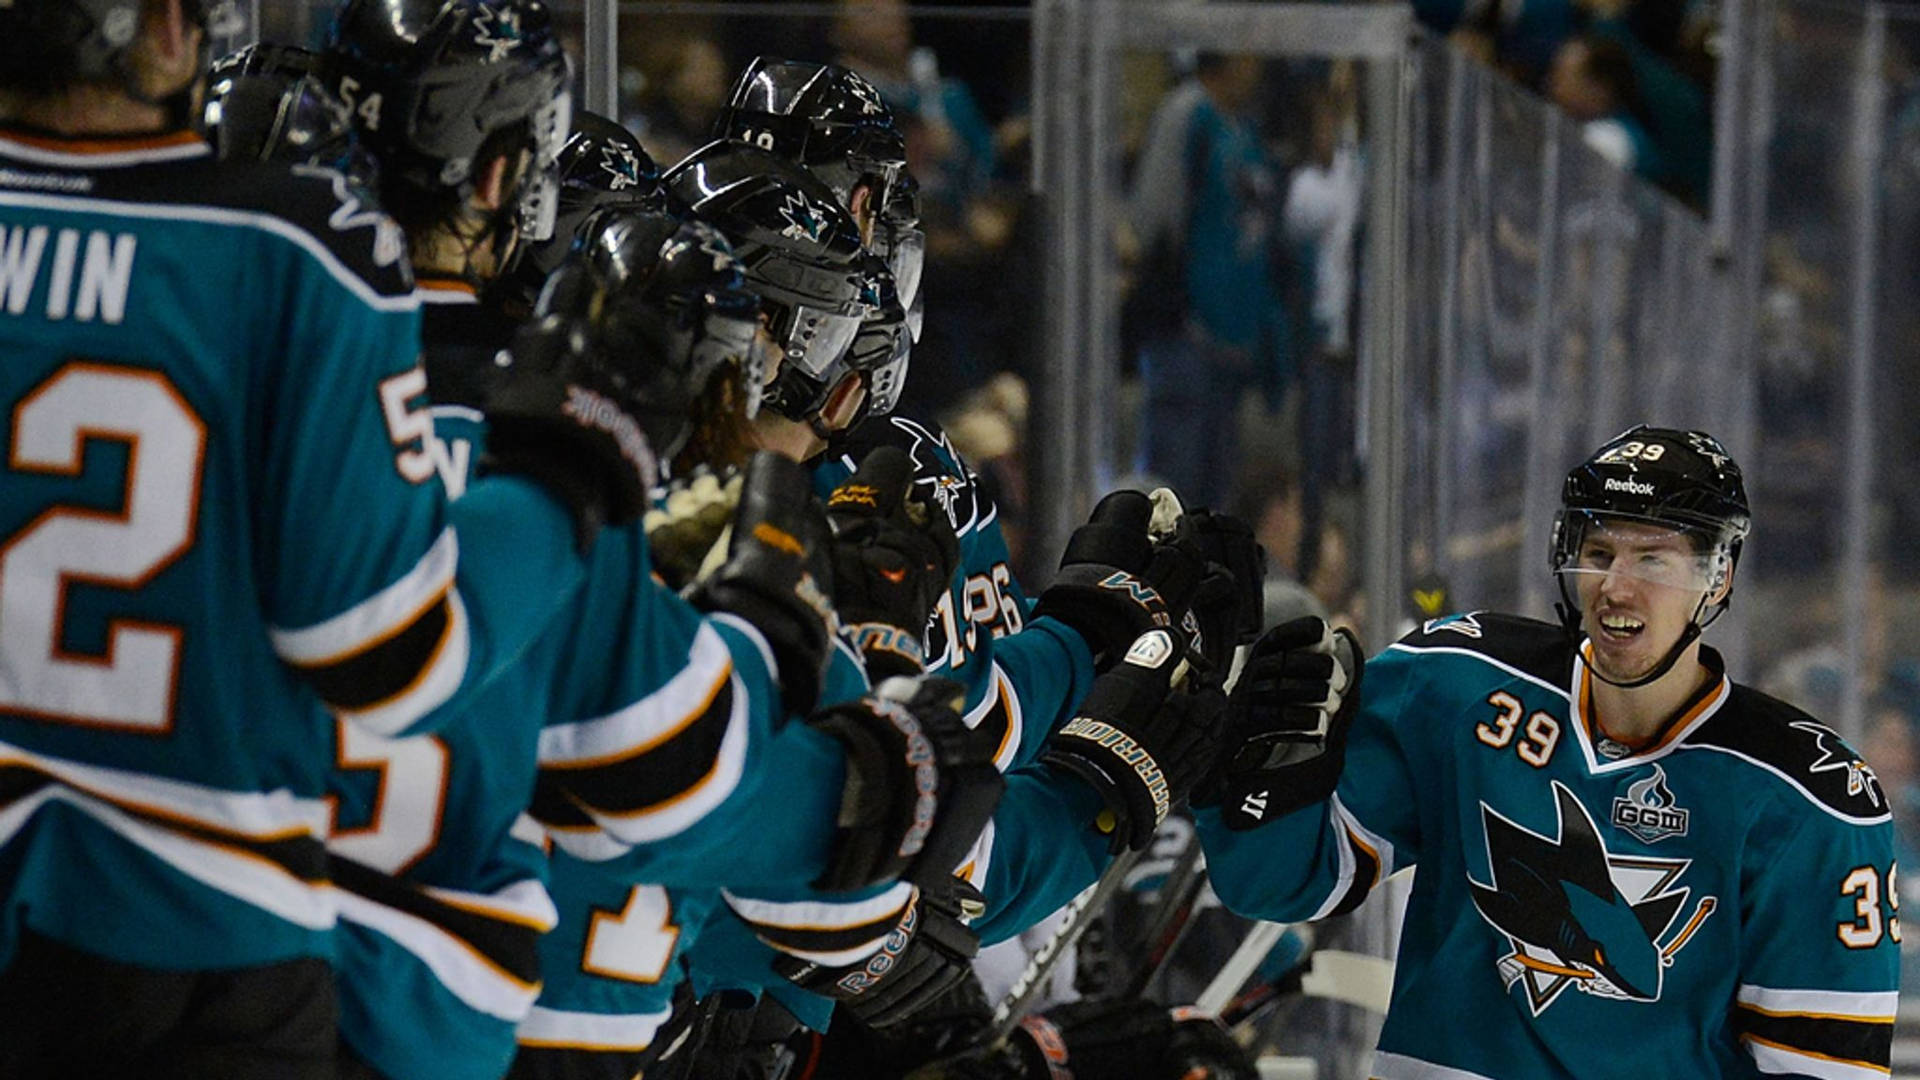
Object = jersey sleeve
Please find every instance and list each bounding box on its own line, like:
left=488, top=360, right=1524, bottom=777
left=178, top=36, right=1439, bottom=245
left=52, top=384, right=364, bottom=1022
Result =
left=964, top=765, right=1110, bottom=946
left=255, top=180, right=580, bottom=738
left=949, top=615, right=1097, bottom=774
left=1198, top=640, right=1425, bottom=923
left=1731, top=793, right=1899, bottom=1078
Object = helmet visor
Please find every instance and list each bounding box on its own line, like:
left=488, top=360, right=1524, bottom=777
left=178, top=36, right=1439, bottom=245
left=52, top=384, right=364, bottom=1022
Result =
left=768, top=302, right=865, bottom=380
left=1552, top=510, right=1733, bottom=594
left=516, top=91, right=575, bottom=243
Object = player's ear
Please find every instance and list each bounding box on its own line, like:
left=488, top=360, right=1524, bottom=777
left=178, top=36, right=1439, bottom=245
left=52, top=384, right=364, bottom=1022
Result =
left=1706, top=558, right=1735, bottom=608
left=472, top=150, right=523, bottom=214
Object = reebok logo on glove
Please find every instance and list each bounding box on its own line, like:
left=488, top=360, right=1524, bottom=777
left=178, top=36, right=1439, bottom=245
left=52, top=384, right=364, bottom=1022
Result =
left=562, top=384, right=656, bottom=484
left=834, top=901, right=920, bottom=995
left=869, top=701, right=939, bottom=858
left=1059, top=716, right=1171, bottom=826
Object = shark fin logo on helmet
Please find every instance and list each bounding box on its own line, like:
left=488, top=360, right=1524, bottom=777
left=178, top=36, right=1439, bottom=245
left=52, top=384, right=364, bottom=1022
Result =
left=846, top=73, right=886, bottom=116
left=1469, top=782, right=1717, bottom=1016
left=599, top=143, right=642, bottom=190
left=778, top=191, right=828, bottom=242
left=472, top=3, right=524, bottom=63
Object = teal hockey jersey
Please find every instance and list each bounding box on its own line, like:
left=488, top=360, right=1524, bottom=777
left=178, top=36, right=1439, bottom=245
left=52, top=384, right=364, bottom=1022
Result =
left=0, top=128, right=576, bottom=977
left=1199, top=612, right=1900, bottom=1080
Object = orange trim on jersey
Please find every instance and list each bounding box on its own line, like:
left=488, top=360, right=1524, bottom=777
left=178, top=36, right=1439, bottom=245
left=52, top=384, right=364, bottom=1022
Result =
left=515, top=1034, right=655, bottom=1053
left=1575, top=643, right=1727, bottom=759
left=415, top=278, right=480, bottom=296
left=0, top=128, right=204, bottom=154
left=1737, top=1002, right=1895, bottom=1025
left=427, top=886, right=554, bottom=934
left=1740, top=1032, right=1891, bottom=1074
left=1346, top=826, right=1384, bottom=893
left=990, top=676, right=1017, bottom=766
left=544, top=662, right=732, bottom=771
left=1661, top=897, right=1717, bottom=959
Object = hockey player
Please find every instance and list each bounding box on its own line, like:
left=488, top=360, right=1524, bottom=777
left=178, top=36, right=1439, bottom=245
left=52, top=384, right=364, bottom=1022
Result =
left=0, top=1, right=675, bottom=1075
left=1198, top=426, right=1899, bottom=1079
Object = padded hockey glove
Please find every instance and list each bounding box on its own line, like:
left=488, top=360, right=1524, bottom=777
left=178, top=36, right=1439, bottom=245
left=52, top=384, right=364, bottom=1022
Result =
left=775, top=881, right=985, bottom=1030
left=1041, top=629, right=1228, bottom=853
left=826, top=446, right=960, bottom=681
left=1206, top=616, right=1364, bottom=830
left=643, top=465, right=742, bottom=591
left=686, top=451, right=837, bottom=716
left=1034, top=491, right=1208, bottom=670
left=482, top=299, right=663, bottom=549
left=806, top=675, right=1005, bottom=892
left=1180, top=507, right=1267, bottom=676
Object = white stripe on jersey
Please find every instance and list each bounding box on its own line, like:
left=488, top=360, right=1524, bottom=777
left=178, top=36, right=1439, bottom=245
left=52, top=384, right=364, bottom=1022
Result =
left=0, top=779, right=334, bottom=931
left=422, top=878, right=559, bottom=935
left=964, top=662, right=1024, bottom=773
left=0, top=137, right=212, bottom=169
left=1308, top=794, right=1395, bottom=921
left=516, top=1003, right=671, bottom=1051
left=270, top=528, right=458, bottom=665
left=0, top=187, right=418, bottom=313
left=707, top=612, right=780, bottom=687
left=334, top=887, right=539, bottom=1022
left=543, top=825, right=632, bottom=864
left=338, top=588, right=470, bottom=738
left=722, top=881, right=916, bottom=966
left=537, top=620, right=731, bottom=766
left=956, top=817, right=996, bottom=898
left=0, top=739, right=331, bottom=837
left=1371, top=1051, right=1499, bottom=1080
left=1744, top=1038, right=1890, bottom=1080
left=581, top=672, right=750, bottom=845
left=1737, top=985, right=1898, bottom=1021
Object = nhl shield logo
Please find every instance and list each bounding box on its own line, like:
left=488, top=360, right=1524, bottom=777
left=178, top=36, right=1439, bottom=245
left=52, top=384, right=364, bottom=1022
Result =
left=1611, top=765, right=1690, bottom=844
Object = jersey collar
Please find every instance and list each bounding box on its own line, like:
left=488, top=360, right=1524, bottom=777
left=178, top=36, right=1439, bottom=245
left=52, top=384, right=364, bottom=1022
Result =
left=415, top=277, right=480, bottom=305
left=0, top=125, right=208, bottom=168
left=1569, top=641, right=1730, bottom=775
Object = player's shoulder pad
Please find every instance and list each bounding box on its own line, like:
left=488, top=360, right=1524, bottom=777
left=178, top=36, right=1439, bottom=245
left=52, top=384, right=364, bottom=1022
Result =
left=1684, top=684, right=1893, bottom=825
left=830, top=413, right=989, bottom=536
left=1384, top=611, right=1574, bottom=690
left=131, top=155, right=414, bottom=301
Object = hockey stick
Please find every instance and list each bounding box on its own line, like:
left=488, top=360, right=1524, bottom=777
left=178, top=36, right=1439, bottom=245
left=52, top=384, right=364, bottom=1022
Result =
left=1116, top=823, right=1207, bottom=1000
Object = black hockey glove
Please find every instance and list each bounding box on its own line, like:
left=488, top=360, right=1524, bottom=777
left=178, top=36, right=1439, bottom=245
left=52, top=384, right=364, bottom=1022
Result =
left=1181, top=508, right=1267, bottom=676
left=775, top=881, right=984, bottom=1030
left=1033, top=491, right=1208, bottom=670
left=1041, top=629, right=1228, bottom=853
left=1203, top=616, right=1364, bottom=831
left=481, top=299, right=662, bottom=550
left=806, top=675, right=1005, bottom=892
left=1001, top=999, right=1258, bottom=1080
left=826, top=446, right=960, bottom=682
left=686, top=451, right=837, bottom=717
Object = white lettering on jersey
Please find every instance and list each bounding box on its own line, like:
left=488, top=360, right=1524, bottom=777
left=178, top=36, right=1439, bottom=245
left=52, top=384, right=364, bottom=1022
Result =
left=0, top=225, right=135, bottom=324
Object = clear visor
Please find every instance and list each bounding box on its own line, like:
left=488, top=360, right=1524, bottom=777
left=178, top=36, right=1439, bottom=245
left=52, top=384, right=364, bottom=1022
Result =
left=1553, top=511, right=1732, bottom=594
left=865, top=331, right=911, bottom=417
left=516, top=92, right=574, bottom=243
left=769, top=302, right=865, bottom=380
left=884, top=224, right=926, bottom=315
left=692, top=294, right=766, bottom=420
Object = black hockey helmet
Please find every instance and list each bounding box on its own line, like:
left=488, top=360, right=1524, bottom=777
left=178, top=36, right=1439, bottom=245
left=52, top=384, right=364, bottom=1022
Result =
left=0, top=0, right=240, bottom=110
left=663, top=139, right=888, bottom=429
left=203, top=44, right=364, bottom=177
left=715, top=58, right=907, bottom=244
left=323, top=0, right=572, bottom=242
left=493, top=111, right=666, bottom=313
left=516, top=209, right=765, bottom=468
left=1551, top=425, right=1751, bottom=685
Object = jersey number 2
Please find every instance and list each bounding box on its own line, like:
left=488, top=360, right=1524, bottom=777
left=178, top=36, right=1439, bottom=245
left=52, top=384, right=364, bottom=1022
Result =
left=0, top=363, right=205, bottom=731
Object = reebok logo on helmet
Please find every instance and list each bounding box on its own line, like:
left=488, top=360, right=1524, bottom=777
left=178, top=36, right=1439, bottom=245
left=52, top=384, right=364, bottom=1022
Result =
left=1604, top=477, right=1656, bottom=497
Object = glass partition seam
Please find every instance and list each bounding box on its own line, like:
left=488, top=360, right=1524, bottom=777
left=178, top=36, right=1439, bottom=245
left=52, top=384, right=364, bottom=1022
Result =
left=1520, top=114, right=1562, bottom=620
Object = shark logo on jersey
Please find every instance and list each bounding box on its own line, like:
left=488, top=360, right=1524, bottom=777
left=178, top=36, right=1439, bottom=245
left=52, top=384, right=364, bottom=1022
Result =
left=886, top=417, right=974, bottom=532
left=472, top=4, right=524, bottom=63
left=1422, top=612, right=1484, bottom=638
left=1791, top=721, right=1884, bottom=808
left=1610, top=765, right=1690, bottom=844
left=1469, top=782, right=1718, bottom=1016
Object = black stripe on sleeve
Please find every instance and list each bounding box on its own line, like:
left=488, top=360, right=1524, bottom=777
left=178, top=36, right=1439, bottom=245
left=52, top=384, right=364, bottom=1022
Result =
left=736, top=899, right=912, bottom=960
left=1736, top=1005, right=1892, bottom=1071
left=1328, top=829, right=1383, bottom=918
left=331, top=855, right=541, bottom=987
left=297, top=594, right=452, bottom=712
left=538, top=677, right=735, bottom=818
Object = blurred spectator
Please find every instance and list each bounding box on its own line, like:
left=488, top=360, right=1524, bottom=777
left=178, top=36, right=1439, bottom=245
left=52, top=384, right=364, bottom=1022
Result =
left=1128, top=53, right=1291, bottom=510
left=944, top=373, right=1033, bottom=580
left=626, top=35, right=730, bottom=167
left=1234, top=463, right=1328, bottom=631
left=1548, top=33, right=1662, bottom=180
left=1308, top=518, right=1359, bottom=629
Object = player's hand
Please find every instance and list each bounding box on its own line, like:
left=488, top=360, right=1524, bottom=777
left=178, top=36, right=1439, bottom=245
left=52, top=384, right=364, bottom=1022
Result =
left=1034, top=491, right=1208, bottom=670
left=1041, top=629, right=1228, bottom=853
left=826, top=446, right=959, bottom=681
left=773, top=883, right=983, bottom=1029
left=1203, top=616, right=1363, bottom=830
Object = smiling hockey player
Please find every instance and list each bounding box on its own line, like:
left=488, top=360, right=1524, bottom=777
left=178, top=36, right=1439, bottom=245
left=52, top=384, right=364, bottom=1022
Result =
left=1198, top=426, right=1899, bottom=1079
